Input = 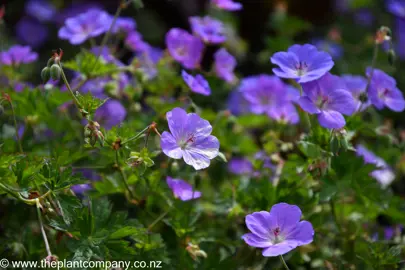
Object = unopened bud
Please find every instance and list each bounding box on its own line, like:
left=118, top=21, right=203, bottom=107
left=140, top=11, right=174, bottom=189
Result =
left=46, top=58, right=54, bottom=68
left=50, top=64, right=61, bottom=81
left=41, top=67, right=50, bottom=83
left=388, top=49, right=396, bottom=66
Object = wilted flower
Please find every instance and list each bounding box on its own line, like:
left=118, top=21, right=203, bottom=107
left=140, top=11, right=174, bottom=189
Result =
left=189, top=16, right=227, bottom=44
left=58, top=9, right=111, bottom=45
left=25, top=0, right=56, bottom=22
left=0, top=45, right=38, bottom=66
left=242, top=203, right=314, bottom=256
left=166, top=177, right=201, bottom=201
left=366, top=68, right=405, bottom=112
left=16, top=17, right=49, bottom=48
left=297, top=73, right=356, bottom=129
left=211, top=0, right=242, bottom=11
left=214, top=48, right=236, bottom=83
left=356, top=145, right=395, bottom=188
left=166, top=28, right=204, bottom=69
left=341, top=75, right=370, bottom=111
left=270, top=44, right=334, bottom=83
left=160, top=107, right=220, bottom=170
left=182, top=70, right=211, bottom=96
left=94, top=99, right=127, bottom=130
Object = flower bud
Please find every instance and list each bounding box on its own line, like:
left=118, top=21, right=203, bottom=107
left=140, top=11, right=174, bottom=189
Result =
left=41, top=67, right=51, bottom=83
left=46, top=57, right=54, bottom=68
left=388, top=49, right=396, bottom=66
left=50, top=64, right=61, bottom=81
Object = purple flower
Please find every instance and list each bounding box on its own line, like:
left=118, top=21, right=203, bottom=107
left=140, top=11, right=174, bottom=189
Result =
left=190, top=16, right=227, bottom=44
left=239, top=75, right=298, bottom=124
left=58, top=9, right=111, bottom=45
left=166, top=177, right=201, bottom=201
left=166, top=28, right=204, bottom=69
left=94, top=99, right=127, bottom=130
left=394, top=18, right=405, bottom=59
left=0, top=45, right=38, bottom=66
left=125, top=31, right=149, bottom=52
left=91, top=46, right=124, bottom=67
left=356, top=145, right=395, bottom=188
left=298, top=73, right=356, bottom=129
left=311, top=39, right=343, bottom=60
left=57, top=2, right=103, bottom=25
left=160, top=107, right=220, bottom=170
left=182, top=70, right=211, bottom=96
left=16, top=17, right=49, bottom=48
left=269, top=103, right=300, bottom=125
left=228, top=158, right=253, bottom=175
left=270, top=44, right=334, bottom=83
left=25, top=0, right=56, bottom=22
left=227, top=90, right=251, bottom=116
left=113, top=17, right=136, bottom=33
left=354, top=9, right=374, bottom=27
left=211, top=0, right=242, bottom=11
left=214, top=48, right=236, bottom=83
left=386, top=0, right=405, bottom=18
left=366, top=68, right=405, bottom=112
left=242, top=203, right=314, bottom=257
left=136, top=45, right=163, bottom=80
left=71, top=184, right=93, bottom=195
left=341, top=75, right=370, bottom=111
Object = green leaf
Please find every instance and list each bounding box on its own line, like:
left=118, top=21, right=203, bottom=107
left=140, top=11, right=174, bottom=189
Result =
left=109, top=226, right=145, bottom=240
left=63, top=51, right=119, bottom=78
left=75, top=92, right=109, bottom=118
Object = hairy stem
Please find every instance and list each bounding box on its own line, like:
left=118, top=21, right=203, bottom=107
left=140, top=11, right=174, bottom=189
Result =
left=58, top=62, right=81, bottom=109
left=121, top=126, right=150, bottom=145
left=36, top=199, right=52, bottom=257
left=115, top=150, right=135, bottom=199
left=279, top=255, right=290, bottom=270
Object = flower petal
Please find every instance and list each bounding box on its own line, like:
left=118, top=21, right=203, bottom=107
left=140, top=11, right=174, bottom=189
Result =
left=160, top=131, right=183, bottom=159
left=286, top=221, right=314, bottom=245
left=242, top=233, right=272, bottom=248
left=261, top=241, right=298, bottom=257
left=167, top=107, right=188, bottom=140
left=245, top=211, right=274, bottom=238
left=297, top=97, right=321, bottom=114
left=269, top=203, right=302, bottom=234
left=317, top=110, right=345, bottom=129
left=327, top=89, right=356, bottom=115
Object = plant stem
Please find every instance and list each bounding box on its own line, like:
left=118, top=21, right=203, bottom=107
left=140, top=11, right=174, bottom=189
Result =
left=364, top=42, right=379, bottom=94
left=297, top=84, right=312, bottom=132
left=279, top=255, right=290, bottom=270
left=36, top=199, right=52, bottom=257
left=121, top=126, right=150, bottom=145
left=148, top=208, right=172, bottom=231
left=8, top=99, right=23, bottom=153
left=91, top=0, right=131, bottom=72
left=115, top=149, right=135, bottom=199
left=330, top=199, right=343, bottom=234
left=58, top=62, right=81, bottom=109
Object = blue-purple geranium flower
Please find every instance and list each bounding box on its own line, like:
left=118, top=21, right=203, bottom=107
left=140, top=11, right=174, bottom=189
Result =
left=242, top=203, right=314, bottom=257
left=312, top=39, right=343, bottom=60
left=239, top=75, right=299, bottom=124
left=366, top=68, right=405, bottom=112
left=166, top=28, right=204, bottom=69
left=386, top=0, right=405, bottom=18
left=212, top=0, right=242, bottom=11
left=58, top=9, right=111, bottom=45
left=125, top=31, right=149, bottom=53
left=228, top=158, right=254, bottom=175
left=298, top=73, right=356, bottom=129
left=166, top=177, right=201, bottom=201
left=25, top=0, right=56, bottom=22
left=190, top=16, right=227, bottom=44
left=271, top=44, right=334, bottom=83
left=0, top=45, right=38, bottom=66
left=94, top=99, right=127, bottom=130
left=356, top=145, right=395, bottom=188
left=16, top=17, right=49, bottom=48
left=341, top=75, right=370, bottom=112
left=214, top=48, right=237, bottom=83
left=161, top=107, right=220, bottom=170
left=182, top=70, right=211, bottom=96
